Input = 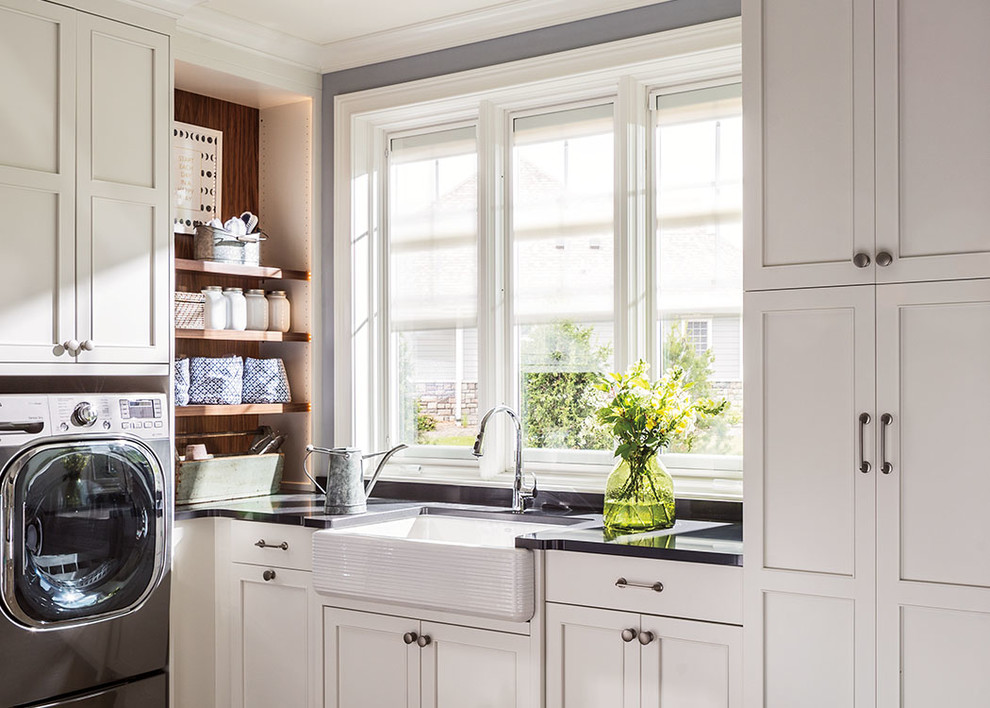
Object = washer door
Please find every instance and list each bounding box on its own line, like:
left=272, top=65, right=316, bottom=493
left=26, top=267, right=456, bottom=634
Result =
left=1, top=437, right=166, bottom=629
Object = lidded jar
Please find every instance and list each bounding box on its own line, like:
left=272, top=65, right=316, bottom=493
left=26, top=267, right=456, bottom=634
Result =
left=267, top=290, right=291, bottom=333
left=245, top=289, right=269, bottom=331
left=201, top=286, right=227, bottom=330
left=223, top=287, right=247, bottom=331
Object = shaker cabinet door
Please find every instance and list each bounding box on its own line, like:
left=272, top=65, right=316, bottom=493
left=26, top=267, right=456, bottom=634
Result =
left=74, top=13, right=170, bottom=364
left=545, top=603, right=640, bottom=708
left=0, top=0, right=76, bottom=363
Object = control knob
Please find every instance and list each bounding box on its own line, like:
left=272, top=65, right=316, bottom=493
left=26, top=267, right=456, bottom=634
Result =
left=71, top=402, right=98, bottom=427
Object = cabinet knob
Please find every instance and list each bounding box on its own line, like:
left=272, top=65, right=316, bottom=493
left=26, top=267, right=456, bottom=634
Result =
left=852, top=252, right=871, bottom=268
left=262, top=569, right=276, bottom=582
left=63, top=340, right=80, bottom=355
left=402, top=632, right=419, bottom=645
left=637, top=631, right=655, bottom=646
left=621, top=628, right=637, bottom=643
left=876, top=251, right=893, bottom=267
left=80, top=339, right=95, bottom=351
left=416, top=634, right=432, bottom=647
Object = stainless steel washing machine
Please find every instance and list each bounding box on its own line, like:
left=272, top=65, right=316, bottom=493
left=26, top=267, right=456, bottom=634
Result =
left=0, top=394, right=171, bottom=707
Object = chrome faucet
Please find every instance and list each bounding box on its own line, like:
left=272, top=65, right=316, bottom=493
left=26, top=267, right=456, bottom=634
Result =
left=473, top=405, right=537, bottom=513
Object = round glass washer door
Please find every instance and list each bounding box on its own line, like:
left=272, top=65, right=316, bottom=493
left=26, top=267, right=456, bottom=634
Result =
left=1, top=437, right=166, bottom=629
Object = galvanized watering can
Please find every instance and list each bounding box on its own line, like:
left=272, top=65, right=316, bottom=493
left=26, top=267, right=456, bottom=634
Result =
left=303, top=444, right=407, bottom=514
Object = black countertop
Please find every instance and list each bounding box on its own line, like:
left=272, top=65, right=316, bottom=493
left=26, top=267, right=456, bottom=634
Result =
left=175, top=494, right=742, bottom=565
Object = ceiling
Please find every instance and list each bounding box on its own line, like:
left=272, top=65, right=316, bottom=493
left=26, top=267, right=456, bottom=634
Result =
left=131, top=0, right=662, bottom=72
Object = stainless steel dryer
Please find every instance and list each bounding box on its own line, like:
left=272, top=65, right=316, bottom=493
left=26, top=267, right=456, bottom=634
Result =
left=0, top=394, right=171, bottom=707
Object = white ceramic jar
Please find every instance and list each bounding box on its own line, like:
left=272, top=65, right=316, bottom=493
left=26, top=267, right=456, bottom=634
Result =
left=223, top=287, right=247, bottom=331
left=267, top=290, right=291, bottom=333
left=202, top=286, right=227, bottom=330
left=245, top=289, right=269, bottom=331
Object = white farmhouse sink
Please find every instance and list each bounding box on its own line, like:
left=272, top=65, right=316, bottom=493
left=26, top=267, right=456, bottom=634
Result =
left=312, top=511, right=570, bottom=622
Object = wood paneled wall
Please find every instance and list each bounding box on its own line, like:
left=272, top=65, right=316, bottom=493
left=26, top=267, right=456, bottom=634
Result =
left=174, top=89, right=259, bottom=225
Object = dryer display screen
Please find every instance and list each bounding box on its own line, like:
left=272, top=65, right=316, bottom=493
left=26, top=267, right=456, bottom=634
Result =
left=119, top=399, right=162, bottom=419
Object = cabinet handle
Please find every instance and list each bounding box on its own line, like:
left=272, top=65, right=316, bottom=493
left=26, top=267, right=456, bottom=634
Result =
left=416, top=634, right=432, bottom=647
left=621, top=628, right=637, bottom=643
left=637, top=631, right=655, bottom=646
left=62, top=340, right=80, bottom=356
left=858, top=412, right=872, bottom=474
left=852, top=252, right=871, bottom=268
left=402, top=632, right=419, bottom=645
left=255, top=539, right=289, bottom=550
left=80, top=339, right=95, bottom=351
left=876, top=251, right=893, bottom=267
left=880, top=413, right=893, bottom=474
left=615, top=577, right=664, bottom=593
left=262, top=569, right=276, bottom=582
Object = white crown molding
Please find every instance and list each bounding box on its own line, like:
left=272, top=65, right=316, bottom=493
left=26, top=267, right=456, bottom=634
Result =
left=319, top=0, right=666, bottom=73
left=175, top=5, right=324, bottom=72
left=119, top=0, right=205, bottom=19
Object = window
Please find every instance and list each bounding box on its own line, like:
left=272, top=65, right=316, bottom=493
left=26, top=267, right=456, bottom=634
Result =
left=335, top=21, right=743, bottom=498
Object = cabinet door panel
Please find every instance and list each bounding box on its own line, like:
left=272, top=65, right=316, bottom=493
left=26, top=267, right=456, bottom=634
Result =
left=763, top=591, right=857, bottom=708
left=876, top=0, right=990, bottom=282
left=75, top=14, right=169, bottom=364
left=545, top=603, right=638, bottom=708
left=879, top=604, right=990, bottom=708
left=640, top=615, right=740, bottom=708
left=323, top=608, right=420, bottom=708
left=230, top=564, right=312, bottom=708
left=743, top=0, right=874, bottom=290
left=421, top=622, right=532, bottom=708
left=746, top=287, right=875, bottom=577
left=877, top=281, right=990, bottom=589
left=0, top=0, right=75, bottom=363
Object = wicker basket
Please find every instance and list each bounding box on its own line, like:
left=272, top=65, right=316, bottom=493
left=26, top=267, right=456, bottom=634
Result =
left=175, top=291, right=205, bottom=329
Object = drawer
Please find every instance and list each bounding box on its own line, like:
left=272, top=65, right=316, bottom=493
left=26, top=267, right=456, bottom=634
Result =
left=545, top=551, right=742, bottom=625
left=229, top=520, right=315, bottom=571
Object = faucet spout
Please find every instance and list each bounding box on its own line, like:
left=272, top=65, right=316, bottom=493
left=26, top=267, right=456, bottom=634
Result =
left=473, top=405, right=536, bottom=512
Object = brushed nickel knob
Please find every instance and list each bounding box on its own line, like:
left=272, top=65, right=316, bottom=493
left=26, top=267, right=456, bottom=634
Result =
left=81, top=339, right=95, bottom=351
left=876, top=251, right=893, bottom=267
left=638, top=631, right=655, bottom=646
left=416, top=635, right=432, bottom=647
left=853, top=252, right=871, bottom=268
left=402, top=632, right=419, bottom=645
left=621, top=628, right=636, bottom=643
left=262, top=569, right=276, bottom=582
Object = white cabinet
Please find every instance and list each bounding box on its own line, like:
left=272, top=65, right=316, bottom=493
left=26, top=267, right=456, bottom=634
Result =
left=545, top=553, right=742, bottom=708
left=546, top=601, right=741, bottom=708
left=323, top=607, right=533, bottom=708
left=0, top=0, right=169, bottom=367
left=745, top=280, right=990, bottom=707
left=744, top=0, right=990, bottom=291
left=230, top=564, right=316, bottom=708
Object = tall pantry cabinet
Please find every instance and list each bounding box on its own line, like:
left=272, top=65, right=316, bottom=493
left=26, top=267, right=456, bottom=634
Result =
left=744, top=1, right=990, bottom=706
left=0, top=0, right=170, bottom=371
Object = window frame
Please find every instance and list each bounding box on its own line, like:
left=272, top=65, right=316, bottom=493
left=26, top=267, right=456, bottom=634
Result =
left=333, top=18, right=742, bottom=500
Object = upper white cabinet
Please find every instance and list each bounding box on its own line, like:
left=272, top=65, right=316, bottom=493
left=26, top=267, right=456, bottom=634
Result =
left=745, top=0, right=990, bottom=291
left=0, top=0, right=169, bottom=367
left=874, top=0, right=990, bottom=284
left=743, top=0, right=874, bottom=290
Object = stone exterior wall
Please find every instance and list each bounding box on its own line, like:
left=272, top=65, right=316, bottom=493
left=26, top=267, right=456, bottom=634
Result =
left=415, top=382, right=479, bottom=425
left=712, top=380, right=743, bottom=409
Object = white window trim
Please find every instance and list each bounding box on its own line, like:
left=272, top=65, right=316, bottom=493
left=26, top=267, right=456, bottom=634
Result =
left=333, top=18, right=742, bottom=500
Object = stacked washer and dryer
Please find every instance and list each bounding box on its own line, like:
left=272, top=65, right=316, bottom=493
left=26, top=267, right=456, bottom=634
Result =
left=0, top=394, right=171, bottom=707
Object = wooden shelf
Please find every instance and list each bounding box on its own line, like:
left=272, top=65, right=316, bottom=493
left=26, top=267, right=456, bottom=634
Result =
left=175, top=403, right=310, bottom=417
left=176, top=328, right=310, bottom=342
left=175, top=257, right=310, bottom=281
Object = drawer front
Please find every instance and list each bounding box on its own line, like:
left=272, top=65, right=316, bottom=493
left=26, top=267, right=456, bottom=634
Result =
left=229, top=520, right=315, bottom=571
left=545, top=551, right=742, bottom=625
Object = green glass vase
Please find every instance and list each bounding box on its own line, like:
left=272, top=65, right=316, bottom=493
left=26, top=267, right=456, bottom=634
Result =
left=602, top=454, right=675, bottom=533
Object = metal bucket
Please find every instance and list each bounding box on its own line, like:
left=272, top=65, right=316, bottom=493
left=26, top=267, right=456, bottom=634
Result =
left=193, top=224, right=268, bottom=266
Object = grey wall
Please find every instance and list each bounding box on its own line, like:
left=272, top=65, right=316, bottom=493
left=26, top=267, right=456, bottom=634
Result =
left=320, top=0, right=742, bottom=441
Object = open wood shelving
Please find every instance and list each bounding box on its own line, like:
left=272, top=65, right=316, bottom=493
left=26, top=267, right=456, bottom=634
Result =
left=175, top=328, right=310, bottom=342
left=175, top=402, right=311, bottom=417
left=174, top=255, right=309, bottom=281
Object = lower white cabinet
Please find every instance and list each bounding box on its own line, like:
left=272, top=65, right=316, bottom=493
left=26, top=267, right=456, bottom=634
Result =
left=546, top=603, right=741, bottom=708
left=230, top=563, right=316, bottom=708
left=323, top=607, right=533, bottom=708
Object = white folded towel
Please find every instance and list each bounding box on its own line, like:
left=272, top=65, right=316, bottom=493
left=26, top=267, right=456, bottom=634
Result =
left=224, top=217, right=247, bottom=236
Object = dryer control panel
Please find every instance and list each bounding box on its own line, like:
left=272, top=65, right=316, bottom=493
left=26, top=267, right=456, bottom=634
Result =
left=50, top=394, right=169, bottom=440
